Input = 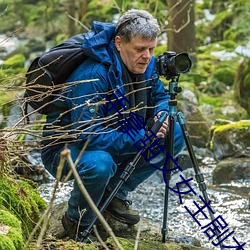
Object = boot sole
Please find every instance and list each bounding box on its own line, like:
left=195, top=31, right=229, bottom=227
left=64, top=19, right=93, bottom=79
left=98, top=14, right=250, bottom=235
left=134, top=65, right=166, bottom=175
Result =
left=105, top=210, right=140, bottom=225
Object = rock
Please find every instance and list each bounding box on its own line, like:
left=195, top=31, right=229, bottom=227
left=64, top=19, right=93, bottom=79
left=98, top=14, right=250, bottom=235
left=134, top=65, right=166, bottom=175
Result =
left=213, top=157, right=250, bottom=184
left=179, top=100, right=211, bottom=148
left=181, top=89, right=199, bottom=105
left=221, top=105, right=237, bottom=116
left=209, top=120, right=250, bottom=160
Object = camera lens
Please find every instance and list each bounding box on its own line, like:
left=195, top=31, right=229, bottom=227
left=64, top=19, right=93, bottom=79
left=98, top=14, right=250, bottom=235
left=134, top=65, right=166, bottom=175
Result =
left=174, top=53, right=192, bottom=73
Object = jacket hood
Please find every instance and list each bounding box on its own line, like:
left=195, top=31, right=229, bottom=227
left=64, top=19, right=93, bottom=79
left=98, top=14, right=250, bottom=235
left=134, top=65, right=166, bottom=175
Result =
left=82, top=21, right=116, bottom=65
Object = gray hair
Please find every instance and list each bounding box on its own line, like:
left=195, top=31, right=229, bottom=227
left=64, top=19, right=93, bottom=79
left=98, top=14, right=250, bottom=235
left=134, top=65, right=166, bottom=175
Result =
left=115, top=9, right=160, bottom=43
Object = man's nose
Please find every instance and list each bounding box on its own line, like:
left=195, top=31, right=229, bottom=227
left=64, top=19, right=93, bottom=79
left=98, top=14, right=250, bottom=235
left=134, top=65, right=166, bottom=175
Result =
left=142, top=49, right=151, bottom=59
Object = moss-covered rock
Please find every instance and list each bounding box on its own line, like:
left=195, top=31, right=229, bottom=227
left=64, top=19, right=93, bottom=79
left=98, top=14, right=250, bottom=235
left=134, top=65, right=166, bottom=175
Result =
left=209, top=120, right=250, bottom=160
left=0, top=174, right=47, bottom=240
left=0, top=209, right=24, bottom=250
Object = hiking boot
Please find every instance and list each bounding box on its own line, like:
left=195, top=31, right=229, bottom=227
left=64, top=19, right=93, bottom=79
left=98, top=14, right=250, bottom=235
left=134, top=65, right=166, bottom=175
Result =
left=105, top=196, right=140, bottom=225
left=61, top=213, right=97, bottom=243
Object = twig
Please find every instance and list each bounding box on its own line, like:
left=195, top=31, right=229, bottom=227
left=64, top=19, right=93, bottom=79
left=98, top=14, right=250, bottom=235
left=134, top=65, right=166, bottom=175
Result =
left=134, top=219, right=142, bottom=250
left=61, top=148, right=124, bottom=250
left=68, top=14, right=89, bottom=31
left=93, top=225, right=110, bottom=250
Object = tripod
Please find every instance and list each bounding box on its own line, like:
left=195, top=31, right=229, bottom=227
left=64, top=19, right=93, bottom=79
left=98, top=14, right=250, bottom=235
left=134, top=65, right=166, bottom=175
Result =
left=82, top=75, right=222, bottom=249
left=81, top=111, right=168, bottom=241
left=161, top=76, right=223, bottom=250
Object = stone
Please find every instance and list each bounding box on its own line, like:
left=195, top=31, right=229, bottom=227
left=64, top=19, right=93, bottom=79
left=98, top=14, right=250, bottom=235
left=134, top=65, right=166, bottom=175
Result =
left=213, top=157, right=250, bottom=184
left=179, top=100, right=211, bottom=148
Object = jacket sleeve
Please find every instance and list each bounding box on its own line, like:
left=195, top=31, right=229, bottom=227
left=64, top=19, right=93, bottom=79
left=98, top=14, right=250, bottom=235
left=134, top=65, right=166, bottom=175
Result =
left=65, top=61, right=145, bottom=155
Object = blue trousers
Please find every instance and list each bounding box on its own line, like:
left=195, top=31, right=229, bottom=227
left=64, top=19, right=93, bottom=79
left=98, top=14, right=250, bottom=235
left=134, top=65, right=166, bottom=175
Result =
left=41, top=123, right=185, bottom=226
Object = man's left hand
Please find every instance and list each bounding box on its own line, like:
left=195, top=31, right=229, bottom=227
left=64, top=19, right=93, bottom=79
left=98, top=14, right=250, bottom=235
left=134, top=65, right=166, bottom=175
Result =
left=154, top=112, right=169, bottom=138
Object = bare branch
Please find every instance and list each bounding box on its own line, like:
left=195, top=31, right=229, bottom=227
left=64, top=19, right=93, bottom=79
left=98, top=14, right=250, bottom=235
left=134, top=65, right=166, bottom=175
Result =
left=63, top=148, right=124, bottom=250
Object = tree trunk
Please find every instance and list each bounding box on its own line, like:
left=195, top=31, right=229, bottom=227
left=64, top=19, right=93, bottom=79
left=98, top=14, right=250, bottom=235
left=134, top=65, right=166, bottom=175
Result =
left=67, top=0, right=77, bottom=36
left=167, top=0, right=196, bottom=63
left=78, top=0, right=88, bottom=20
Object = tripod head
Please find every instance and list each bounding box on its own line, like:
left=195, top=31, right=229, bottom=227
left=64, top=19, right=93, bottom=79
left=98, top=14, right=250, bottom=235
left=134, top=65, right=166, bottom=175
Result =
left=168, top=76, right=182, bottom=100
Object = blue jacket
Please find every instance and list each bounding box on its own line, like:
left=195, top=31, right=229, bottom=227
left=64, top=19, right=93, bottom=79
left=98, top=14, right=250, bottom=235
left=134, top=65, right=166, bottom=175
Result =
left=44, top=21, right=170, bottom=156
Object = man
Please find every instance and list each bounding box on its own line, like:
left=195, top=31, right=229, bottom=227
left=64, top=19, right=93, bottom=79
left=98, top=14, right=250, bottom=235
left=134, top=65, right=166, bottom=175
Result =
left=41, top=9, right=185, bottom=241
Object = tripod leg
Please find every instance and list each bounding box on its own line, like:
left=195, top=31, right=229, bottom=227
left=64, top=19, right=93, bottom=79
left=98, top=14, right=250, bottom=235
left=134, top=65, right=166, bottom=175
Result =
left=162, top=114, right=175, bottom=243
left=81, top=156, right=140, bottom=240
left=177, top=112, right=223, bottom=250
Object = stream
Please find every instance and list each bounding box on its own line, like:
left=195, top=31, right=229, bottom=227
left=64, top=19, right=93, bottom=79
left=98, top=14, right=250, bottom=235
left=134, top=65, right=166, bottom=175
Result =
left=38, top=154, right=250, bottom=250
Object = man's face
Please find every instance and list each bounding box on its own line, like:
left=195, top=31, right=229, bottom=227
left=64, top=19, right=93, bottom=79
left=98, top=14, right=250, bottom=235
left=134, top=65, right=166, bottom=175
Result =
left=115, top=35, right=157, bottom=74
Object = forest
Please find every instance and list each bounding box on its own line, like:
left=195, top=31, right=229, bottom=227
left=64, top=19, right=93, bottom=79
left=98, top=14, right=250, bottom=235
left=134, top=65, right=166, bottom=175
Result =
left=0, top=0, right=250, bottom=250
left=0, top=0, right=250, bottom=119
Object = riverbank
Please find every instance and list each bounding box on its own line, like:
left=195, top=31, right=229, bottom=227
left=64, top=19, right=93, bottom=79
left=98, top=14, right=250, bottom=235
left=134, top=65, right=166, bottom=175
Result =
left=38, top=154, right=250, bottom=249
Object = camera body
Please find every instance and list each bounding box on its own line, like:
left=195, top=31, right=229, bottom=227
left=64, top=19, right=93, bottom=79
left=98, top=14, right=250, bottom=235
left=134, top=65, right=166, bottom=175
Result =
left=156, top=51, right=192, bottom=79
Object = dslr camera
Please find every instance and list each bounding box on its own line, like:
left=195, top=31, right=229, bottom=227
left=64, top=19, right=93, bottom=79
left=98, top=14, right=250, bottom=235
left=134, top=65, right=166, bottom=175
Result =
left=156, top=51, right=192, bottom=79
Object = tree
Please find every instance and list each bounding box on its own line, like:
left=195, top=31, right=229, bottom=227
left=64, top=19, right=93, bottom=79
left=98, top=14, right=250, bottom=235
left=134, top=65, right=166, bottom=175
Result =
left=166, top=0, right=196, bottom=62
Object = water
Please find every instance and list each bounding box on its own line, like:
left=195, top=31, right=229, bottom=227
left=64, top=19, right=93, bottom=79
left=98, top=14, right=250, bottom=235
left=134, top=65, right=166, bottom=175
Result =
left=38, top=156, right=250, bottom=249
left=129, top=157, right=250, bottom=249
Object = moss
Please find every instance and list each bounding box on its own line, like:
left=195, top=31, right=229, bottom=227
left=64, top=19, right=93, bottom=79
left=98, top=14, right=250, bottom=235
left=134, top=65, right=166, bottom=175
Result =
left=217, top=40, right=237, bottom=51
left=0, top=174, right=47, bottom=239
left=0, top=91, right=17, bottom=109
left=107, top=237, right=166, bottom=249
left=166, top=242, right=183, bottom=250
left=0, top=209, right=24, bottom=249
left=29, top=239, right=97, bottom=250
left=213, top=67, right=235, bottom=86
left=0, top=209, right=21, bottom=229
left=212, top=120, right=250, bottom=133
left=0, top=54, right=26, bottom=86
left=105, top=237, right=208, bottom=250
left=199, top=90, right=248, bottom=121
left=1, top=54, right=25, bottom=69
left=199, top=95, right=224, bottom=107
left=0, top=235, right=16, bottom=250
left=7, top=228, right=24, bottom=249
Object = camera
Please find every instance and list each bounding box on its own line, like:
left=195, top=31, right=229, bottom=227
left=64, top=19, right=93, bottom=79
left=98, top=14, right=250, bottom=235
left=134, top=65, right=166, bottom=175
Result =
left=156, top=51, right=192, bottom=79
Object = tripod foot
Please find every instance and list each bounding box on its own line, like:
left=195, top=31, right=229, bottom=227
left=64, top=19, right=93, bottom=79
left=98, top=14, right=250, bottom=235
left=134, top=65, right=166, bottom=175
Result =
left=161, top=227, right=168, bottom=243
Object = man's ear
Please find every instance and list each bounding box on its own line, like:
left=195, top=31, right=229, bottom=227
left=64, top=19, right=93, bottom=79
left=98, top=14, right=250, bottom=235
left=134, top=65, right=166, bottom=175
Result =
left=115, top=36, right=122, bottom=51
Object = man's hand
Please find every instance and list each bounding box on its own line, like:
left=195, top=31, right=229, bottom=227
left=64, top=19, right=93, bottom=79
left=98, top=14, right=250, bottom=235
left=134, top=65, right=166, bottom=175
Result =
left=154, top=111, right=169, bottom=138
